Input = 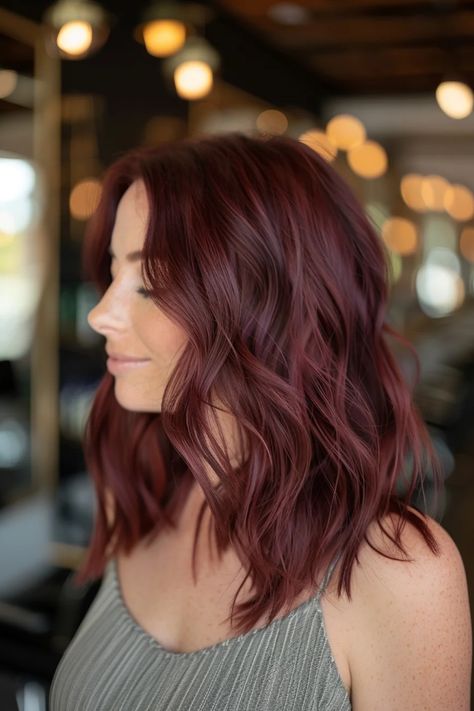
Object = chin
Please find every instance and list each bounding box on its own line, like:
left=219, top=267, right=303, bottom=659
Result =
left=113, top=389, right=161, bottom=414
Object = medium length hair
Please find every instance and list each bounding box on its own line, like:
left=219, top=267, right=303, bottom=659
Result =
left=76, top=131, right=444, bottom=634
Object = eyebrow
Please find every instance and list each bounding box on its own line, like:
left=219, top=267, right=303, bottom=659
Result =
left=107, top=247, right=144, bottom=263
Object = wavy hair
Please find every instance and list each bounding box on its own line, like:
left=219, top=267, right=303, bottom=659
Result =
left=75, top=131, right=445, bottom=634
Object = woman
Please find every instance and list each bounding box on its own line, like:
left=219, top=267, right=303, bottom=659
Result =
left=49, top=132, right=472, bottom=710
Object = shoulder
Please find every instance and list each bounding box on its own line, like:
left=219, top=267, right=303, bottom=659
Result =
left=344, top=506, right=472, bottom=711
left=352, top=505, right=466, bottom=593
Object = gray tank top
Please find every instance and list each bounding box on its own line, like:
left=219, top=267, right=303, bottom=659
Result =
left=49, top=552, right=351, bottom=710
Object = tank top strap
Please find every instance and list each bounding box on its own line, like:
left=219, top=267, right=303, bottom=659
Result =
left=315, top=549, right=343, bottom=602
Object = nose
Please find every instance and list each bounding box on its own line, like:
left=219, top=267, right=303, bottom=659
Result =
left=87, top=286, right=125, bottom=336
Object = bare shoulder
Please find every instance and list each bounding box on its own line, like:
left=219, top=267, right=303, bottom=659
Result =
left=344, top=506, right=472, bottom=711
left=353, top=505, right=466, bottom=588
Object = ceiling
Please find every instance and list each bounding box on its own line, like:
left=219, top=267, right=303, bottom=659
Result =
left=216, top=0, right=474, bottom=94
left=1, top=0, right=474, bottom=98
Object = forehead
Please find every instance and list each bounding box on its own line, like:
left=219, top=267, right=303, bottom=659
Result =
left=110, top=180, right=148, bottom=252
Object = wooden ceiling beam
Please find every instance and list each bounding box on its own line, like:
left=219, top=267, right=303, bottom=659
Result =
left=301, top=0, right=474, bottom=16
left=218, top=0, right=474, bottom=17
left=254, top=13, right=474, bottom=48
left=308, top=46, right=474, bottom=75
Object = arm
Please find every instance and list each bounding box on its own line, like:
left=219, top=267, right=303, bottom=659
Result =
left=348, top=515, right=472, bottom=711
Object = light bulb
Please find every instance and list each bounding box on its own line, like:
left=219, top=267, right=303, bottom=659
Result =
left=436, top=81, right=473, bottom=119
left=174, top=61, right=213, bottom=100
left=142, top=19, right=186, bottom=57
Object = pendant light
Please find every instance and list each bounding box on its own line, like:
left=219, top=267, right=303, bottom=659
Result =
left=43, top=0, right=112, bottom=60
left=135, top=2, right=214, bottom=58
left=163, top=34, right=220, bottom=100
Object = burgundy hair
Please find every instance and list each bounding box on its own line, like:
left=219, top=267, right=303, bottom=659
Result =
left=75, top=131, right=444, bottom=634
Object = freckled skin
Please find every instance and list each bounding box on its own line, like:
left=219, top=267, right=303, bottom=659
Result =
left=345, top=515, right=472, bottom=710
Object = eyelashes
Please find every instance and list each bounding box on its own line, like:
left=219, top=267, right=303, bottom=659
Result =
left=108, top=269, right=155, bottom=300
left=108, top=272, right=152, bottom=299
left=136, top=287, right=152, bottom=298
left=109, top=260, right=161, bottom=301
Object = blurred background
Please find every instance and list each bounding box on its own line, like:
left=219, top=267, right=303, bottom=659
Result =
left=0, top=0, right=473, bottom=707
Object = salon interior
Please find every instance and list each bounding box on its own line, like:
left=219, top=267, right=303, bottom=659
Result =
left=0, top=0, right=473, bottom=707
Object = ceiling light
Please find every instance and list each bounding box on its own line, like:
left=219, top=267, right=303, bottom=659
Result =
left=435, top=79, right=473, bottom=119
left=163, top=36, right=220, bottom=100
left=400, top=174, right=428, bottom=213
left=326, top=114, right=366, bottom=151
left=421, top=175, right=450, bottom=211
left=142, top=20, right=186, bottom=57
left=347, top=140, right=387, bottom=179
left=43, top=0, right=112, bottom=60
left=444, top=184, right=474, bottom=221
left=381, top=217, right=418, bottom=256
left=135, top=2, right=214, bottom=58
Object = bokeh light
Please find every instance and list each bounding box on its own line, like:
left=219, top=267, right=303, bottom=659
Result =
left=69, top=178, right=102, bottom=220
left=326, top=114, right=366, bottom=151
left=298, top=130, right=338, bottom=161
left=347, top=140, right=387, bottom=179
left=381, top=217, right=418, bottom=256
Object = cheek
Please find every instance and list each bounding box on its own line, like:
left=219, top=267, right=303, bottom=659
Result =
left=134, top=311, right=188, bottom=367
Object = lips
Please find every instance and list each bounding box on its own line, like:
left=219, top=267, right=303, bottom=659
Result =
left=106, top=355, right=151, bottom=375
left=106, top=351, right=150, bottom=362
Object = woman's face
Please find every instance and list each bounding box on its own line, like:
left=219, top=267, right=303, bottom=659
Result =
left=87, top=179, right=188, bottom=412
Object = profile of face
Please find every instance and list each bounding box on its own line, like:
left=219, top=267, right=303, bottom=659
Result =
left=87, top=179, right=188, bottom=413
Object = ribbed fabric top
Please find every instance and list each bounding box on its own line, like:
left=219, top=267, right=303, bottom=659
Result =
left=49, top=552, right=352, bottom=710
